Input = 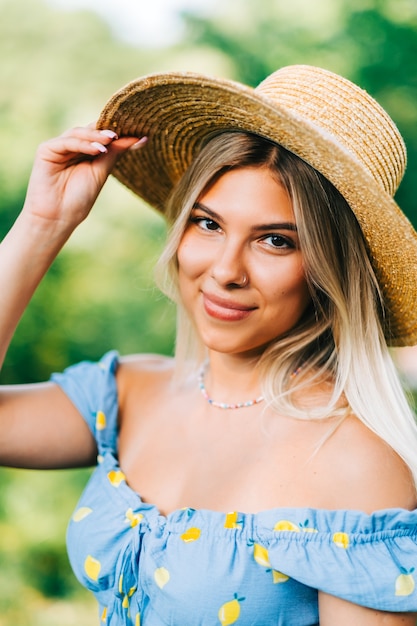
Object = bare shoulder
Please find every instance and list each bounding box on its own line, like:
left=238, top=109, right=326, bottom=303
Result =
left=118, top=352, right=174, bottom=374
left=318, top=414, right=417, bottom=512
left=116, top=353, right=175, bottom=405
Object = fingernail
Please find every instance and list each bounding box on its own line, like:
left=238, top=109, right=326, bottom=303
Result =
left=91, top=141, right=108, bottom=153
left=129, top=136, right=148, bottom=150
left=100, top=129, right=118, bottom=140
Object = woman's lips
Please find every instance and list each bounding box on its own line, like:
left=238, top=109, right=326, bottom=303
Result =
left=203, top=293, right=256, bottom=321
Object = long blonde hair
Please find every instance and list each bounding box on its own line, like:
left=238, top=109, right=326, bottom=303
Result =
left=156, top=131, right=417, bottom=485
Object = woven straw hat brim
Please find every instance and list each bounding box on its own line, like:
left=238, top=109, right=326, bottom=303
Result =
left=97, top=72, right=417, bottom=346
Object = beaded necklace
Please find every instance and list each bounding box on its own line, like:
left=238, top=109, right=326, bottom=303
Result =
left=197, top=363, right=304, bottom=410
left=197, top=365, right=264, bottom=410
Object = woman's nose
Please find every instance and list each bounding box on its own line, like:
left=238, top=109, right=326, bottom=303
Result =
left=210, top=239, right=248, bottom=288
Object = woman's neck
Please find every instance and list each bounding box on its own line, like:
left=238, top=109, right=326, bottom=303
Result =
left=202, top=351, right=263, bottom=405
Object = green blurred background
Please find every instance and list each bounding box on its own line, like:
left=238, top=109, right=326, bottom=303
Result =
left=0, top=0, right=416, bottom=623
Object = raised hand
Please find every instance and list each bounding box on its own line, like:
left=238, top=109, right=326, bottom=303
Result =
left=23, top=125, right=145, bottom=235
left=0, top=126, right=145, bottom=366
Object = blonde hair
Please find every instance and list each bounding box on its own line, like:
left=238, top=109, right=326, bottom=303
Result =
left=156, top=132, right=417, bottom=485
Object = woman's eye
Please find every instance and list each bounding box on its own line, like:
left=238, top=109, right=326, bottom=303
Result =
left=192, top=217, right=220, bottom=231
left=263, top=234, right=294, bottom=249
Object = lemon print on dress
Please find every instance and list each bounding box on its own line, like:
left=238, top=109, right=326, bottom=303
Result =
left=395, top=567, right=415, bottom=596
left=218, top=593, right=245, bottom=625
left=72, top=506, right=93, bottom=522
left=299, top=519, right=318, bottom=533
left=125, top=508, right=144, bottom=528
left=154, top=567, right=170, bottom=589
left=181, top=527, right=201, bottom=542
left=84, top=555, right=101, bottom=581
left=101, top=607, right=107, bottom=622
left=224, top=512, right=242, bottom=529
left=253, top=543, right=289, bottom=583
left=273, top=520, right=300, bottom=532
left=107, top=469, right=126, bottom=487
left=272, top=570, right=290, bottom=583
left=117, top=576, right=136, bottom=617
left=332, top=532, right=350, bottom=549
left=135, top=613, right=141, bottom=626
left=253, top=543, right=271, bottom=568
left=124, top=587, right=136, bottom=605
left=95, top=410, right=107, bottom=430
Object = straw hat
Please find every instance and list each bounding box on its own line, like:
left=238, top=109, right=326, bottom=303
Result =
left=97, top=64, right=417, bottom=346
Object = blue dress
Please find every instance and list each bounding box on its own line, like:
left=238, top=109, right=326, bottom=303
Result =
left=51, top=352, right=417, bottom=625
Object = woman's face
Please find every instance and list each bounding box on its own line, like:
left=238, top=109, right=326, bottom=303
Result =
left=177, top=166, right=311, bottom=358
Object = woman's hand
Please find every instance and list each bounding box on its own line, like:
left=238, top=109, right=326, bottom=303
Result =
left=23, top=125, right=144, bottom=235
left=0, top=126, right=145, bottom=368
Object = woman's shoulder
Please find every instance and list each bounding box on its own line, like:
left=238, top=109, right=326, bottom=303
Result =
left=116, top=352, right=176, bottom=406
left=319, top=413, right=417, bottom=512
left=118, top=352, right=174, bottom=373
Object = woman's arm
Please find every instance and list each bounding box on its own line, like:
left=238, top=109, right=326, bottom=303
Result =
left=0, top=382, right=99, bottom=469
left=319, top=592, right=417, bottom=625
left=0, top=126, right=144, bottom=468
left=317, top=415, right=417, bottom=624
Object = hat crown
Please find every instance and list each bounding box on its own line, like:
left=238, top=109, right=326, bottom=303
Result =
left=257, top=65, right=406, bottom=197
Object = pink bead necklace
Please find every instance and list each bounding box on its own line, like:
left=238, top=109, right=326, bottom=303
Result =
left=197, top=366, right=264, bottom=410
left=198, top=363, right=303, bottom=410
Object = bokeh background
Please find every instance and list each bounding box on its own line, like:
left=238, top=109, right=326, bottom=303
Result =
left=0, top=0, right=416, bottom=623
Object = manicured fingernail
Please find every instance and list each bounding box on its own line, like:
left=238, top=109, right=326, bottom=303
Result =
left=91, top=141, right=108, bottom=153
left=129, top=136, right=148, bottom=150
left=100, top=129, right=118, bottom=140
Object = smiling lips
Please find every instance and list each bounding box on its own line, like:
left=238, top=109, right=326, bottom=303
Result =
left=203, top=293, right=257, bottom=321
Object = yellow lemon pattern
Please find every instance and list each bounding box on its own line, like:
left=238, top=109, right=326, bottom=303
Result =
left=218, top=593, right=245, bottom=625
left=107, top=470, right=126, bottom=487
left=95, top=410, right=107, bottom=430
left=332, top=532, right=350, bottom=549
left=180, top=527, right=202, bottom=542
left=224, top=511, right=243, bottom=529
left=395, top=568, right=415, bottom=596
left=101, top=606, right=107, bottom=622
left=118, top=574, right=137, bottom=616
left=252, top=543, right=290, bottom=584
left=273, top=520, right=301, bottom=532
left=299, top=520, right=318, bottom=533
left=272, top=570, right=290, bottom=584
left=72, top=506, right=93, bottom=522
left=154, top=567, right=170, bottom=589
left=253, top=543, right=271, bottom=568
left=84, top=555, right=101, bottom=581
left=135, top=614, right=141, bottom=626
left=125, top=508, right=144, bottom=528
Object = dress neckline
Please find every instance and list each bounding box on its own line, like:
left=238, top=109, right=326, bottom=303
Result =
left=99, top=450, right=417, bottom=530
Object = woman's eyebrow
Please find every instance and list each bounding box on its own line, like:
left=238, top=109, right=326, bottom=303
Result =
left=193, top=202, right=297, bottom=232
left=192, top=202, right=220, bottom=219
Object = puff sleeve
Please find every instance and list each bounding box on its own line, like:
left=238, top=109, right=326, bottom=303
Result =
left=262, top=506, right=417, bottom=612
left=50, top=351, right=119, bottom=455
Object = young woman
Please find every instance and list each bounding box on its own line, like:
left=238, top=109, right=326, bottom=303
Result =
left=1, top=65, right=417, bottom=625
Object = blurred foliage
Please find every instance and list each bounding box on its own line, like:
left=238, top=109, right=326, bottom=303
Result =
left=0, top=0, right=416, bottom=623
left=0, top=467, right=97, bottom=625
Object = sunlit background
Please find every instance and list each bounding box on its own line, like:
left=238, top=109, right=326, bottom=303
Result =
left=0, top=0, right=417, bottom=623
